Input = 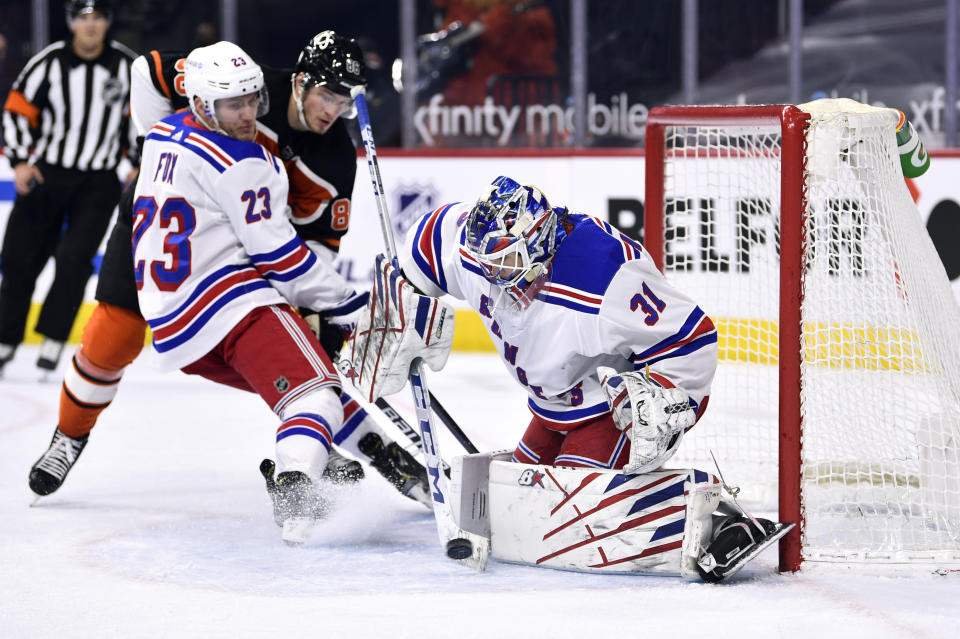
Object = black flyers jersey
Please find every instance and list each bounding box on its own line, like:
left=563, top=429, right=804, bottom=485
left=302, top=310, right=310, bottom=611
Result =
left=135, top=51, right=357, bottom=251
left=145, top=50, right=190, bottom=110
left=256, top=68, right=357, bottom=251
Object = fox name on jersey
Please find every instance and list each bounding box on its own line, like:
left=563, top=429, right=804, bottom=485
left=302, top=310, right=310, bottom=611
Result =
left=134, top=111, right=361, bottom=369
left=399, top=203, right=719, bottom=430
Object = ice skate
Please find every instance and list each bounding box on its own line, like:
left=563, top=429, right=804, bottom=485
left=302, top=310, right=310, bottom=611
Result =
left=260, top=459, right=331, bottom=545
left=696, top=515, right=794, bottom=583
left=29, top=427, right=89, bottom=496
left=358, top=432, right=431, bottom=507
left=0, top=343, right=14, bottom=377
left=322, top=449, right=365, bottom=485
left=36, top=339, right=65, bottom=371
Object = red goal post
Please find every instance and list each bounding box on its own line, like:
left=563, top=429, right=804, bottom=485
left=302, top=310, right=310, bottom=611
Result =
left=644, top=102, right=960, bottom=573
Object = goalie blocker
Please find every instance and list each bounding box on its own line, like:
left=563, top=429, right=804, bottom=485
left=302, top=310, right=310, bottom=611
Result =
left=448, top=452, right=792, bottom=581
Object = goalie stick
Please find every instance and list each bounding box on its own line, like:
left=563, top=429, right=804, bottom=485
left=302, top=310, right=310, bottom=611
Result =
left=352, top=87, right=488, bottom=569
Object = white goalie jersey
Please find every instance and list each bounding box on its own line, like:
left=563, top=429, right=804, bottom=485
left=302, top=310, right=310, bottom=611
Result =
left=134, top=111, right=361, bottom=369
left=398, top=203, right=719, bottom=430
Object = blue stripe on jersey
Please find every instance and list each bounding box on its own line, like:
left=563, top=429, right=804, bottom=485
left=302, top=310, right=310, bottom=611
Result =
left=412, top=203, right=456, bottom=292
left=548, top=214, right=634, bottom=297
left=249, top=236, right=303, bottom=263
left=626, top=480, right=685, bottom=516
left=326, top=291, right=369, bottom=317
left=528, top=398, right=609, bottom=422
left=145, top=130, right=226, bottom=174
left=538, top=295, right=601, bottom=315
left=638, top=332, right=718, bottom=368
left=260, top=251, right=317, bottom=282
left=152, top=279, right=273, bottom=352
left=694, top=469, right=708, bottom=484
left=649, top=517, right=685, bottom=542
left=460, top=259, right=484, bottom=278
left=633, top=308, right=706, bottom=362
left=148, top=263, right=258, bottom=327
left=163, top=111, right=272, bottom=163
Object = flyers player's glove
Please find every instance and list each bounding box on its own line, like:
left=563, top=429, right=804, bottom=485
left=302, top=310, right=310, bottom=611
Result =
left=339, top=254, right=455, bottom=401
left=322, top=289, right=370, bottom=334
left=301, top=310, right=348, bottom=361
left=598, top=366, right=695, bottom=473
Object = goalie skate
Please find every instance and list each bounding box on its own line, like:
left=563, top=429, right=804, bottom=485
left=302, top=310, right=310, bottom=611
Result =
left=696, top=517, right=794, bottom=583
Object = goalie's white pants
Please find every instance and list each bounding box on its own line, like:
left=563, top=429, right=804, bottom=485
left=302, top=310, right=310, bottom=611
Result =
left=450, top=453, right=721, bottom=577
left=275, top=388, right=344, bottom=480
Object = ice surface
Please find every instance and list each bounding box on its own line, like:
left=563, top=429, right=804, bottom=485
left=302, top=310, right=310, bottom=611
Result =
left=2, top=348, right=958, bottom=638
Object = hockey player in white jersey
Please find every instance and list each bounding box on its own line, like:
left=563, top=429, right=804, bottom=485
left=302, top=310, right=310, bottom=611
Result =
left=28, top=33, right=431, bottom=513
left=342, top=176, right=791, bottom=579
left=133, top=41, right=369, bottom=543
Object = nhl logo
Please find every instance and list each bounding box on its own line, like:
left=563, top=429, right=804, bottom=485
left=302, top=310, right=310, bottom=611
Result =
left=392, top=182, right=439, bottom=239
left=274, top=376, right=290, bottom=393
left=102, top=78, right=123, bottom=105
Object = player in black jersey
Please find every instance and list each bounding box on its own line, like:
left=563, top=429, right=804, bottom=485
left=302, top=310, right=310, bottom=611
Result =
left=28, top=33, right=431, bottom=510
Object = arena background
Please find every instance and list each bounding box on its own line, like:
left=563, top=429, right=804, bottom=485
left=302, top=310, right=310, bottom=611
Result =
left=1, top=0, right=960, bottom=352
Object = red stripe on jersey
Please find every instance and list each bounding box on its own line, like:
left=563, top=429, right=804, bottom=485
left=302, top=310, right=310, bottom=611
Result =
left=186, top=133, right=234, bottom=166
left=417, top=209, right=441, bottom=279
left=254, top=244, right=311, bottom=276
left=152, top=268, right=262, bottom=340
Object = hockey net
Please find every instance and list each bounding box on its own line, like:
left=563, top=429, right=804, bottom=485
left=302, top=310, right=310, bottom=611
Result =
left=644, top=100, right=960, bottom=571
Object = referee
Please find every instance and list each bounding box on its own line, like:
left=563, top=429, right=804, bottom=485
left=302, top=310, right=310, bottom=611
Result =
left=0, top=0, right=135, bottom=374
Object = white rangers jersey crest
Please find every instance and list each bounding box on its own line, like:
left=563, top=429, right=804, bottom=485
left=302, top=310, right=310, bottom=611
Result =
left=399, top=203, right=718, bottom=433
left=134, top=111, right=363, bottom=369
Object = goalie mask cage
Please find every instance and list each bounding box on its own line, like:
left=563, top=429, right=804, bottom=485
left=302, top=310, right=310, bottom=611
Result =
left=644, top=101, right=960, bottom=573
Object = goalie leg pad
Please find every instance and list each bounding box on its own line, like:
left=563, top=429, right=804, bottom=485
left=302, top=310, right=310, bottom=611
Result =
left=487, top=461, right=721, bottom=575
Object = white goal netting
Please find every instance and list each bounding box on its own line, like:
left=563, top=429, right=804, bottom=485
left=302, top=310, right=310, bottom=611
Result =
left=653, top=100, right=960, bottom=566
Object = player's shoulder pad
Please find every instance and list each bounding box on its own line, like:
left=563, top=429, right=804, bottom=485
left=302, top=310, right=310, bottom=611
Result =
left=149, top=112, right=282, bottom=175
left=405, top=202, right=468, bottom=294
left=549, top=213, right=647, bottom=297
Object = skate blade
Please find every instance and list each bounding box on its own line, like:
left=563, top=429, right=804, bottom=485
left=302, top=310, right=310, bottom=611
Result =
left=281, top=517, right=314, bottom=546
left=718, top=522, right=795, bottom=581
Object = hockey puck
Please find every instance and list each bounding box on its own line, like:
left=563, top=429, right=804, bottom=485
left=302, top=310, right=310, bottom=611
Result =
left=445, top=537, right=473, bottom=560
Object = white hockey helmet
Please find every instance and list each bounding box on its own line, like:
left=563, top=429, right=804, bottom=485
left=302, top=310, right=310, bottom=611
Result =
left=183, top=41, right=269, bottom=135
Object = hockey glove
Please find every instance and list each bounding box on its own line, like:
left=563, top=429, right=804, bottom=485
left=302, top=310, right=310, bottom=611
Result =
left=301, top=309, right=348, bottom=362
left=339, top=254, right=455, bottom=401
left=598, top=366, right=695, bottom=473
left=321, top=289, right=370, bottom=335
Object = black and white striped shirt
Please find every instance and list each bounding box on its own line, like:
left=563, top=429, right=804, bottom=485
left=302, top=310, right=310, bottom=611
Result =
left=2, top=39, right=137, bottom=171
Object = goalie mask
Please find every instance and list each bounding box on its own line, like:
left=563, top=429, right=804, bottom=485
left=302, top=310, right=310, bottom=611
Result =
left=293, top=30, right=367, bottom=122
left=465, top=176, right=565, bottom=311
left=184, top=42, right=269, bottom=138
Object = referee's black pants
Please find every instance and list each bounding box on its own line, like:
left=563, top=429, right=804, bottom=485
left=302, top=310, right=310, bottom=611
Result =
left=0, top=164, right=120, bottom=346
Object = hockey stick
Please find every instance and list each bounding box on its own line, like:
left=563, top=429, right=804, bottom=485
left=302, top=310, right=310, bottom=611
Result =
left=428, top=392, right=479, bottom=454
left=352, top=87, right=488, bottom=569
left=373, top=396, right=452, bottom=476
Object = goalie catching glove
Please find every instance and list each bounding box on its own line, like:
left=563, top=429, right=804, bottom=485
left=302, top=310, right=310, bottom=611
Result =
left=597, top=366, right=696, bottom=473
left=339, top=254, right=455, bottom=401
